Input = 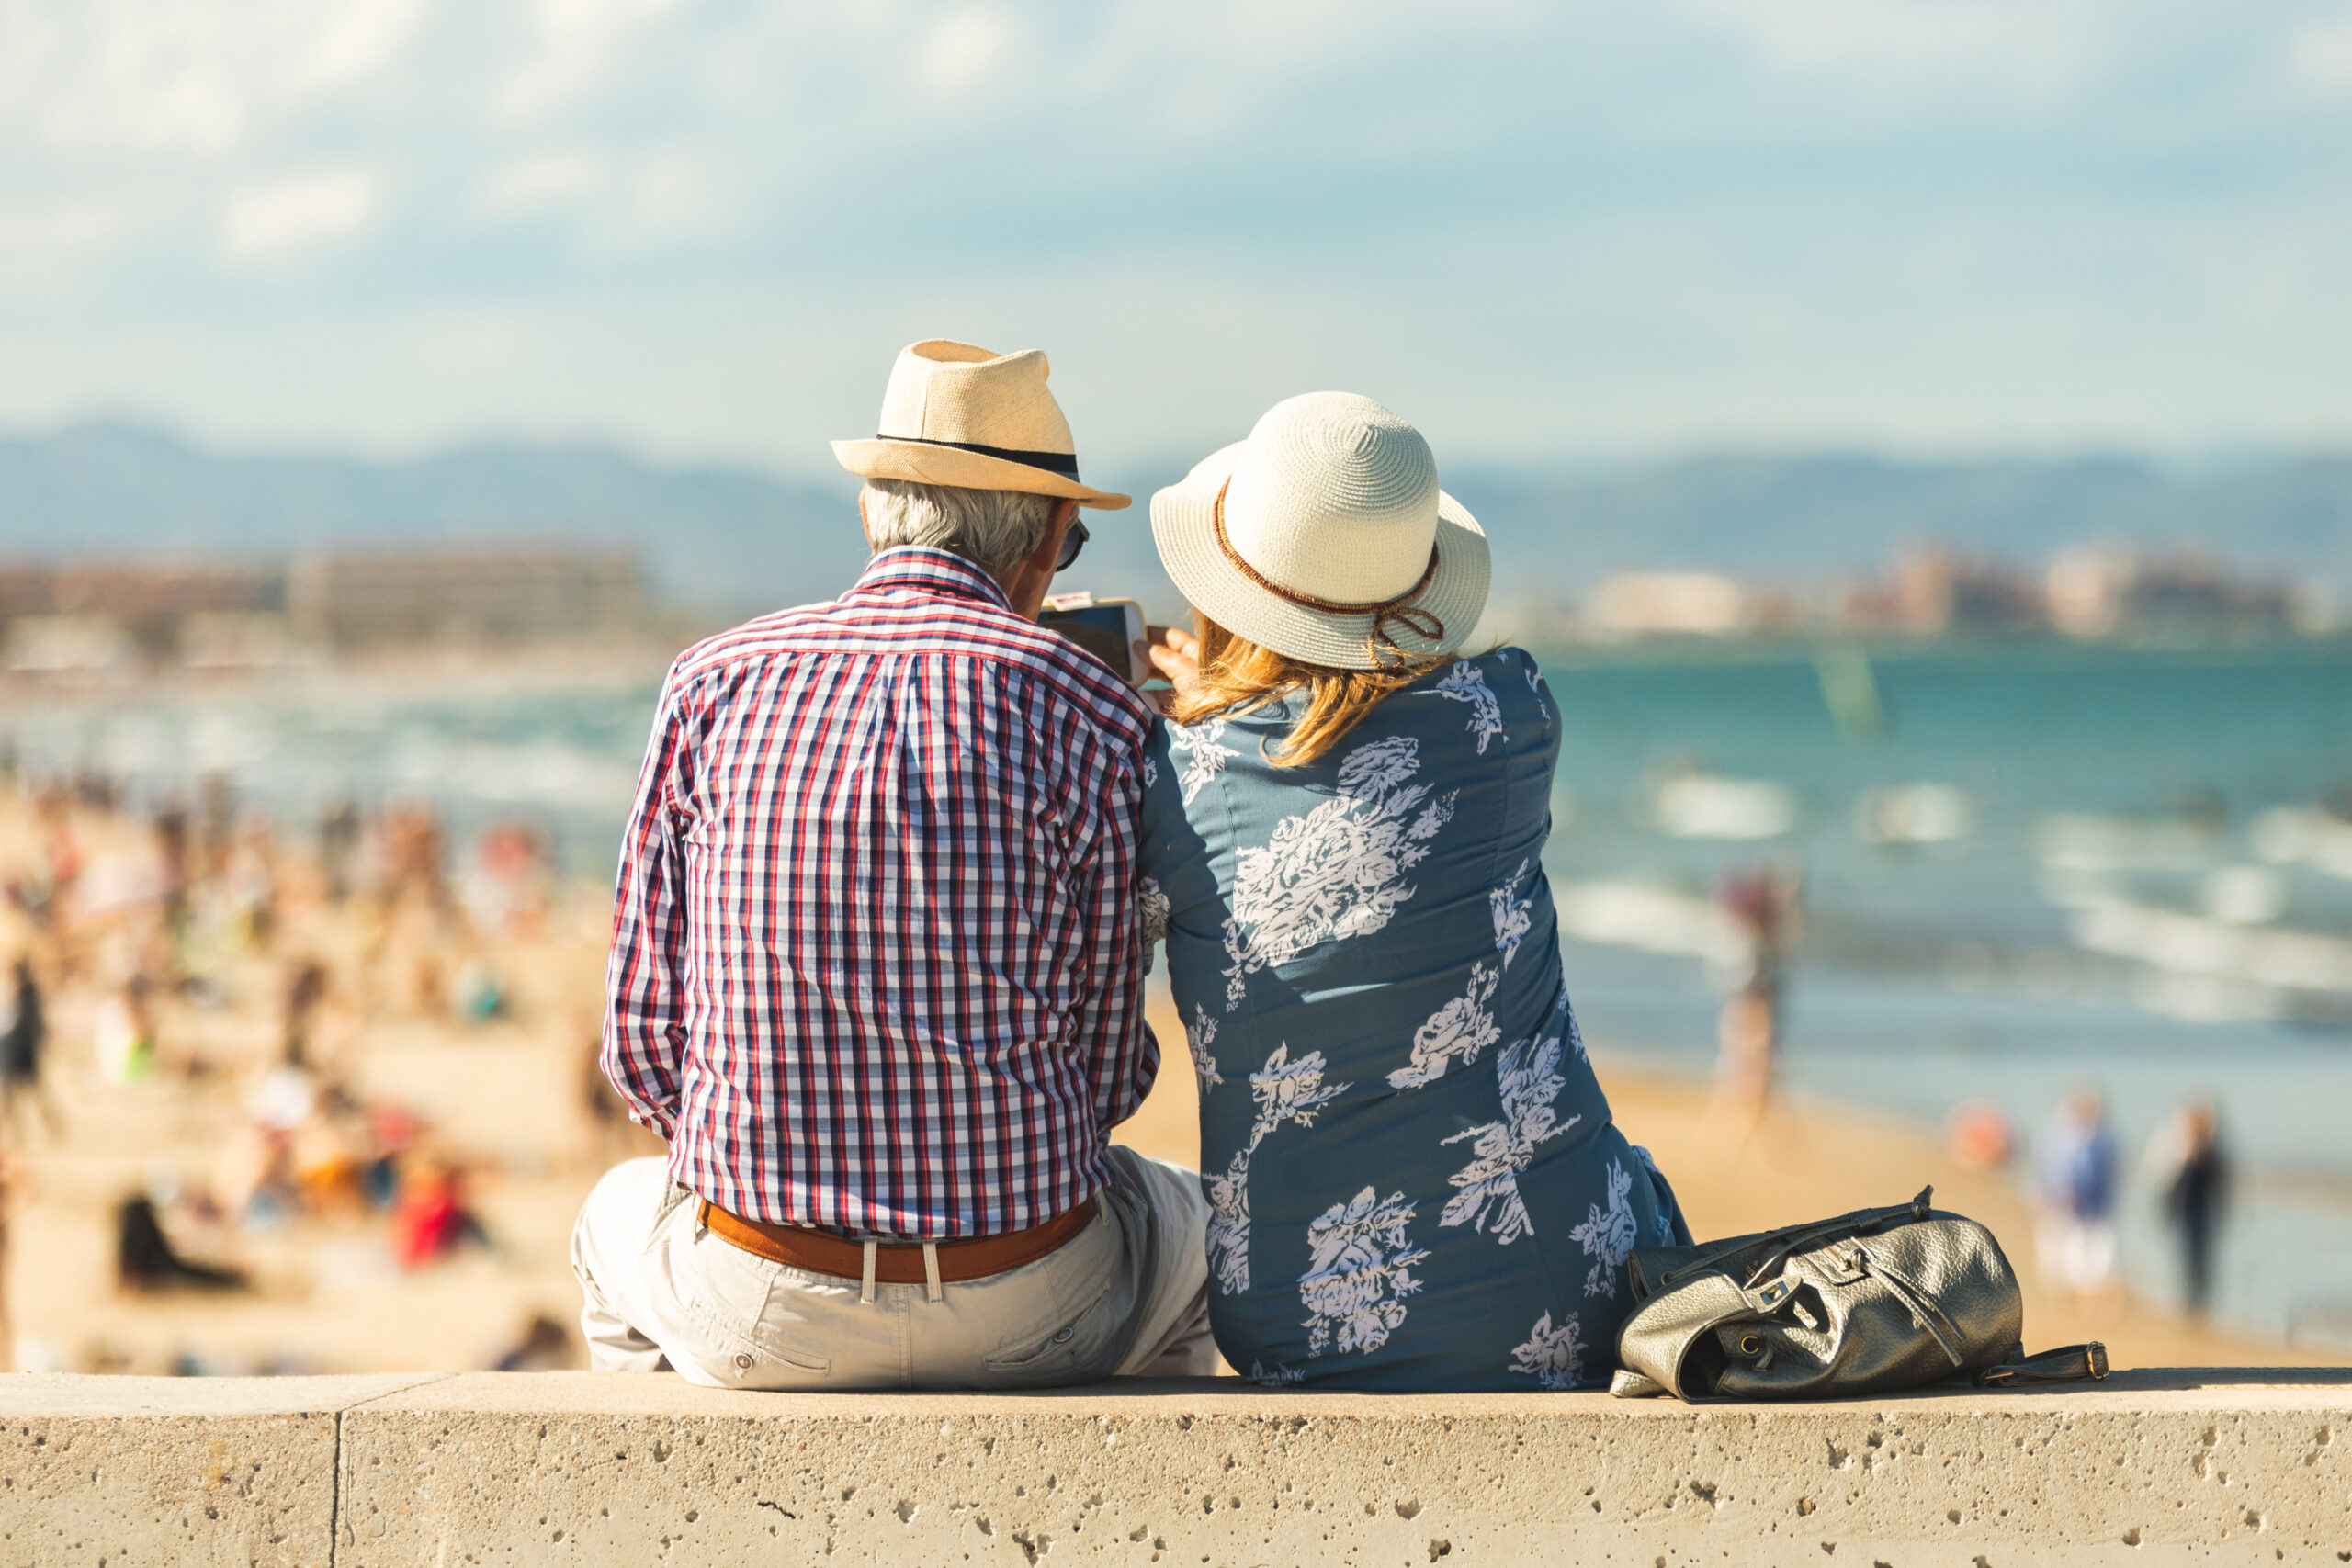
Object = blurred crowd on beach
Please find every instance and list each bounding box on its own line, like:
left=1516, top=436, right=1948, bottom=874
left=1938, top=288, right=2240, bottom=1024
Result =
left=0, top=754, right=647, bottom=1376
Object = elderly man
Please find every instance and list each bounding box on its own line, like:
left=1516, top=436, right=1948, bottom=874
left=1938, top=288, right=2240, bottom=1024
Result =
left=572, top=340, right=1211, bottom=1388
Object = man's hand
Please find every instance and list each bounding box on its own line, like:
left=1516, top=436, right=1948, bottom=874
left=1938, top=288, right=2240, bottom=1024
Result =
left=1136, top=626, right=1204, bottom=715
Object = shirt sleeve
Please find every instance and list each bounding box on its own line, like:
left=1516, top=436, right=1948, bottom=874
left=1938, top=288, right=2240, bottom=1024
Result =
left=1072, top=739, right=1159, bottom=1135
left=601, top=660, right=694, bottom=1139
left=1137, top=716, right=1223, bottom=942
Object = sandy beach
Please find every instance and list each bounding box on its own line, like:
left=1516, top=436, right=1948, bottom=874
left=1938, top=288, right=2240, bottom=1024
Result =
left=0, top=788, right=2335, bottom=1381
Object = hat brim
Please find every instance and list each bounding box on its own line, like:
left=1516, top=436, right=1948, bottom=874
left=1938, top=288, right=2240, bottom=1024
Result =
left=832, top=439, right=1131, bottom=510
left=1151, top=442, right=1490, bottom=671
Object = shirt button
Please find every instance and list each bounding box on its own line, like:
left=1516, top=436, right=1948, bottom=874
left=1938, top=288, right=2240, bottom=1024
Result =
left=734, top=1353, right=754, bottom=1369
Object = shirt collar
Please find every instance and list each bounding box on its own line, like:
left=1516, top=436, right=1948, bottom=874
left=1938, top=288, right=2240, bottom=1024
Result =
left=847, top=547, right=1015, bottom=613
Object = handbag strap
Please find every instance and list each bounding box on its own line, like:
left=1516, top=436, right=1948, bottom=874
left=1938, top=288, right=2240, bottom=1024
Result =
left=1974, top=1341, right=2109, bottom=1387
left=1860, top=1249, right=1968, bottom=1367
left=1657, top=1186, right=1937, bottom=1290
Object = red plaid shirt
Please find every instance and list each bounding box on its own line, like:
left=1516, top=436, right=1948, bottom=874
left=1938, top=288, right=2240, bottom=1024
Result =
left=603, top=547, right=1159, bottom=1236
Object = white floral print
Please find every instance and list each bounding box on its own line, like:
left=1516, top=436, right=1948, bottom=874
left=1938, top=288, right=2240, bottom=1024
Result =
left=1205, top=1149, right=1254, bottom=1296
left=1498, top=1030, right=1575, bottom=1140
left=1571, top=1157, right=1639, bottom=1298
left=1438, top=1032, right=1580, bottom=1244
left=1142, top=751, right=1159, bottom=788
left=1204, top=1043, right=1352, bottom=1296
left=1220, top=735, right=1454, bottom=1009
left=1187, top=1006, right=1224, bottom=1099
left=1523, top=654, right=1549, bottom=723
left=1489, top=858, right=1533, bottom=969
left=1435, top=661, right=1504, bottom=754
left=1250, top=1043, right=1351, bottom=1131
left=1168, top=716, right=1237, bottom=807
left=1387, top=961, right=1502, bottom=1089
left=1510, top=1310, right=1587, bottom=1390
left=1139, top=876, right=1170, bottom=949
left=1299, top=1186, right=1430, bottom=1357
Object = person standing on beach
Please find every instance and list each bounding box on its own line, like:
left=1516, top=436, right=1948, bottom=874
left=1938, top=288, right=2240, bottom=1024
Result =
left=2155, top=1098, right=2230, bottom=1318
left=1713, top=863, right=1801, bottom=1123
left=2034, top=1089, right=2120, bottom=1313
left=572, top=341, right=1212, bottom=1389
left=0, top=958, right=59, bottom=1142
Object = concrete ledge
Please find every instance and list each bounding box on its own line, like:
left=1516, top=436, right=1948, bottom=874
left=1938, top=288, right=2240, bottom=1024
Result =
left=6, top=1371, right=2349, bottom=1566
left=0, top=1372, right=444, bottom=1567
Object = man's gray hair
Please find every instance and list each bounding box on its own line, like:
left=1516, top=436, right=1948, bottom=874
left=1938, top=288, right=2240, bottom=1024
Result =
left=863, top=479, right=1057, bottom=581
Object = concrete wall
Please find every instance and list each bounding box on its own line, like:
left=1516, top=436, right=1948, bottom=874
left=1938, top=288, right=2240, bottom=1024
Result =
left=0, top=1373, right=438, bottom=1568
left=4, top=1370, right=2347, bottom=1566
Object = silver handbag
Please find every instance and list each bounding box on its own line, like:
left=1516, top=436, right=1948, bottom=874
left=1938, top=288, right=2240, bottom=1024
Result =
left=1610, top=1186, right=2108, bottom=1401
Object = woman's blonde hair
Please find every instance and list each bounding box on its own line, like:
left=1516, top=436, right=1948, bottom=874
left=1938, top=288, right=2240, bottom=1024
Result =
left=1170, top=615, right=1450, bottom=769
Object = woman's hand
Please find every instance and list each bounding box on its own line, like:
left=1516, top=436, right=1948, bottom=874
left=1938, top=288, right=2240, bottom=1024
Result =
left=1136, top=625, right=1204, bottom=715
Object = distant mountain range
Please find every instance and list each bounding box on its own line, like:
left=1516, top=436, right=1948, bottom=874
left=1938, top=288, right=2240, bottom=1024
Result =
left=7, top=423, right=2349, bottom=620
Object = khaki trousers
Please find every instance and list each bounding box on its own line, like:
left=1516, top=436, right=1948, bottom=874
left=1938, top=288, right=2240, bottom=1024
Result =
left=571, top=1149, right=1216, bottom=1389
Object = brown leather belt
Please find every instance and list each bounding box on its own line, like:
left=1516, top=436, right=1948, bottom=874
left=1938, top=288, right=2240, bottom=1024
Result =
left=698, top=1197, right=1097, bottom=1284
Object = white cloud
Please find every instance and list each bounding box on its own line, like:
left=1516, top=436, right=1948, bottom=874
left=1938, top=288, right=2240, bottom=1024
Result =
left=919, top=6, right=1016, bottom=92
left=293, top=0, right=433, bottom=92
left=621, top=148, right=728, bottom=239
left=2290, top=16, right=2352, bottom=88
left=1, top=0, right=437, bottom=155
left=499, top=0, right=690, bottom=122
left=12, top=6, right=253, bottom=155
left=221, top=168, right=383, bottom=260
left=478, top=151, right=605, bottom=214
left=1675, top=0, right=2104, bottom=100
left=0, top=203, right=128, bottom=298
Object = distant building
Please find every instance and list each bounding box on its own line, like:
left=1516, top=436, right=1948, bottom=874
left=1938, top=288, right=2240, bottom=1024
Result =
left=1889, top=547, right=2045, bottom=637
left=0, top=562, right=282, bottom=656
left=0, top=547, right=650, bottom=668
left=180, top=611, right=295, bottom=670
left=0, top=567, right=52, bottom=625
left=2046, top=547, right=2298, bottom=640
left=287, top=549, right=645, bottom=649
left=4, top=615, right=138, bottom=673
left=1587, top=571, right=1748, bottom=637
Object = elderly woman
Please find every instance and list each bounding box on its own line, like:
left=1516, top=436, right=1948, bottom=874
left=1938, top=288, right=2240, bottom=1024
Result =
left=1138, top=392, right=1689, bottom=1391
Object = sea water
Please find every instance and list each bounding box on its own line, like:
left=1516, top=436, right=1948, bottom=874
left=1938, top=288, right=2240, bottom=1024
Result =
left=1537, top=638, right=2352, bottom=1350
left=7, top=638, right=2350, bottom=1348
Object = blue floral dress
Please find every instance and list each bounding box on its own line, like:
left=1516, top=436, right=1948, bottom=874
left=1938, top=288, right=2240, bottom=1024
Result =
left=1138, top=647, right=1690, bottom=1391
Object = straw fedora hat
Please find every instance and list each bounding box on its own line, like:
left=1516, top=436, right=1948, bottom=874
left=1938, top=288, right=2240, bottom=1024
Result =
left=831, top=339, right=1130, bottom=509
left=1151, top=392, right=1489, bottom=671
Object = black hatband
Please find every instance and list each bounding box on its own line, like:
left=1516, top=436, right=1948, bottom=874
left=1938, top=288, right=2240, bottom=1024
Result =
left=883, top=434, right=1080, bottom=479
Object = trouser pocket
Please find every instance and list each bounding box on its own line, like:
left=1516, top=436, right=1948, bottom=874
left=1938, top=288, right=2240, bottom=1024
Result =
left=656, top=1198, right=835, bottom=1380
left=977, top=1215, right=1127, bottom=1386
left=980, top=1268, right=1122, bottom=1385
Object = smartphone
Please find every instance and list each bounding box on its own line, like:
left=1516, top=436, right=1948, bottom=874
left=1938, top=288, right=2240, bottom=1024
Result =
left=1039, top=593, right=1148, bottom=684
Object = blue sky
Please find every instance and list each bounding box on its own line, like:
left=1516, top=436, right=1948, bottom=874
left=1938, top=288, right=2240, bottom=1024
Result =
left=5, top=1, right=2351, bottom=477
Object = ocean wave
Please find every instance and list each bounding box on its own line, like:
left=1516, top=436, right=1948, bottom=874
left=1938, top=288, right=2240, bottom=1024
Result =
left=1554, top=878, right=1741, bottom=964
left=1645, top=773, right=1797, bottom=840
left=2066, top=896, right=2352, bottom=998
left=2036, top=812, right=2217, bottom=873
left=2252, top=807, right=2352, bottom=882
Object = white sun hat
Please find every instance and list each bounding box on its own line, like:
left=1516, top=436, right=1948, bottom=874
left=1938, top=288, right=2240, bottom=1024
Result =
left=831, top=338, right=1130, bottom=509
left=1151, top=392, right=1489, bottom=670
